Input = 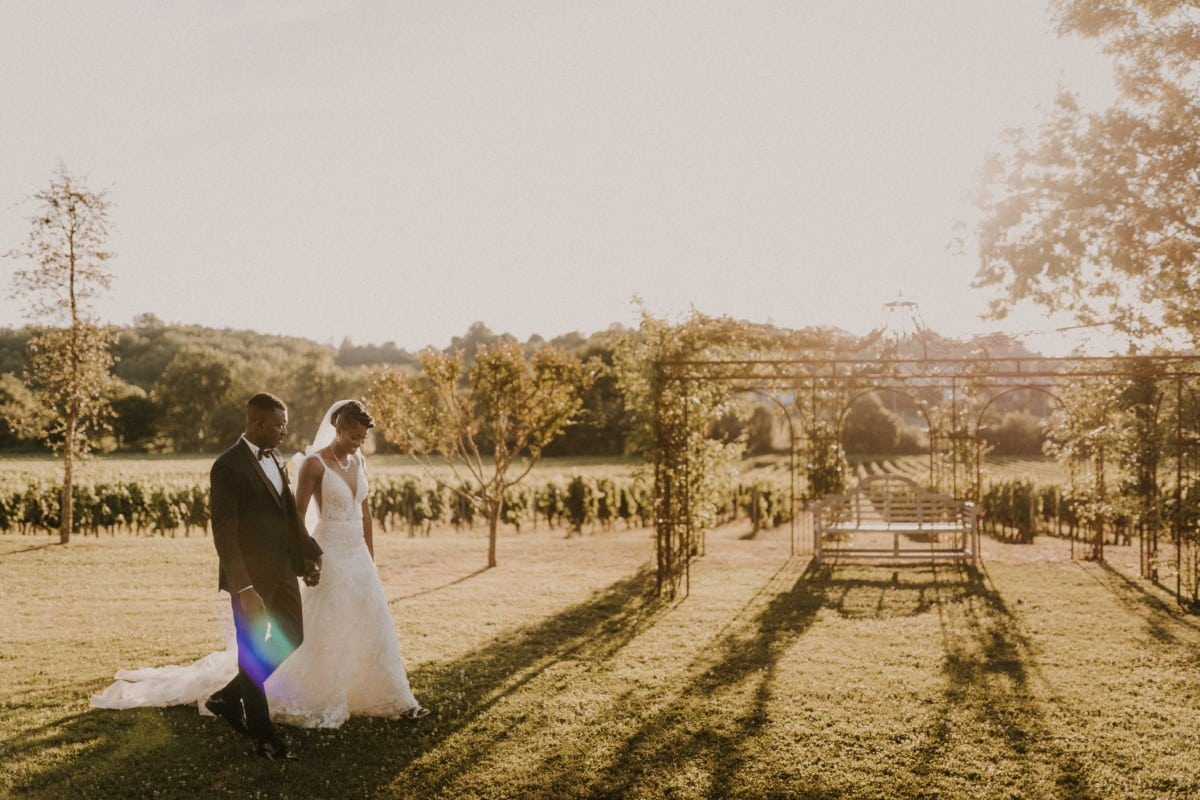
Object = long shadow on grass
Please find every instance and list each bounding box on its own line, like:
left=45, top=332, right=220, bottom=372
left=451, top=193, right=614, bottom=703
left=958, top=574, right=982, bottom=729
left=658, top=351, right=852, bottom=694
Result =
left=557, top=557, right=835, bottom=800
left=914, top=563, right=1102, bottom=799
left=6, top=558, right=1111, bottom=799
left=0, top=539, right=59, bottom=557
left=391, top=566, right=490, bottom=600
left=543, top=562, right=1100, bottom=800
left=1091, top=561, right=1200, bottom=645
left=4, top=565, right=662, bottom=799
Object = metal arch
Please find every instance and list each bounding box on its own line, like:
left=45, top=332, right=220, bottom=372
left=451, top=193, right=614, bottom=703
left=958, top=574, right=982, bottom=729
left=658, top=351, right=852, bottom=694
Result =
left=730, top=385, right=800, bottom=555
left=973, top=384, right=1066, bottom=431
left=657, top=354, right=1200, bottom=385
left=834, top=384, right=935, bottom=487
left=653, top=352, right=1200, bottom=603
left=972, top=384, right=1066, bottom=503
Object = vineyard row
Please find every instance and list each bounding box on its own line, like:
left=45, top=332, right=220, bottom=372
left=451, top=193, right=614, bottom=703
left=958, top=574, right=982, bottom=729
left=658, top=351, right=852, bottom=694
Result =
left=0, top=473, right=799, bottom=538
left=8, top=467, right=1168, bottom=547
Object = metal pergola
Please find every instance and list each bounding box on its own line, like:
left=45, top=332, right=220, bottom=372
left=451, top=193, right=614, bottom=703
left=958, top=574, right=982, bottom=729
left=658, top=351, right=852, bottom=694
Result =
left=654, top=353, right=1200, bottom=606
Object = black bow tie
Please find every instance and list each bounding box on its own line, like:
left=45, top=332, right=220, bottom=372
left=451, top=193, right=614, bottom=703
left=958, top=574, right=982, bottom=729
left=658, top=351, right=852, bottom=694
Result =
left=257, top=447, right=278, bottom=461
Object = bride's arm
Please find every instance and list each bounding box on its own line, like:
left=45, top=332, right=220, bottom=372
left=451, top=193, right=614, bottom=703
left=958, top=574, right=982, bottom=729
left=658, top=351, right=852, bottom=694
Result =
left=295, top=454, right=323, bottom=522
left=361, top=499, right=374, bottom=561
left=360, top=453, right=374, bottom=560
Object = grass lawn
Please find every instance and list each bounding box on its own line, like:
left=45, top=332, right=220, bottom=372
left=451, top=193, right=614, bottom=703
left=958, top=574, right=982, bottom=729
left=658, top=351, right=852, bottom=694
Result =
left=3, top=518, right=1200, bottom=799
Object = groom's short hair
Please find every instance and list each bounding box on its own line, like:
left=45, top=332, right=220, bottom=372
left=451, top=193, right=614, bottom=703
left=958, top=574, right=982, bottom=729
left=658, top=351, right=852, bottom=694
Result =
left=247, top=392, right=286, bottom=417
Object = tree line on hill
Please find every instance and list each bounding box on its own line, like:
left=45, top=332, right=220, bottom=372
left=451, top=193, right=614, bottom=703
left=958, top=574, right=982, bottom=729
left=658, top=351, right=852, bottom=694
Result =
left=0, top=316, right=628, bottom=456
left=0, top=315, right=1053, bottom=458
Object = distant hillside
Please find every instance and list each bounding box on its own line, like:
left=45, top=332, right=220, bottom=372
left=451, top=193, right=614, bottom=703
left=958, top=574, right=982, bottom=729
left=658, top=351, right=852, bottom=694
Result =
left=0, top=315, right=420, bottom=393
left=0, top=316, right=631, bottom=454
left=0, top=314, right=1045, bottom=455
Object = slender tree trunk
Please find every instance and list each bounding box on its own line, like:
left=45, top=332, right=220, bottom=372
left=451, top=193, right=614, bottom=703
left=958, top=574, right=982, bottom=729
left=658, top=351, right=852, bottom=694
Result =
left=60, top=417, right=75, bottom=544
left=487, top=498, right=500, bottom=568
left=62, top=310, right=79, bottom=545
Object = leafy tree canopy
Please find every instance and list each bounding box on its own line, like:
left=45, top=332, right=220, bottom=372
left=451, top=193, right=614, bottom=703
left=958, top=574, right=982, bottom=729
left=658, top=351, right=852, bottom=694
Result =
left=973, top=0, right=1200, bottom=345
left=369, top=340, right=597, bottom=568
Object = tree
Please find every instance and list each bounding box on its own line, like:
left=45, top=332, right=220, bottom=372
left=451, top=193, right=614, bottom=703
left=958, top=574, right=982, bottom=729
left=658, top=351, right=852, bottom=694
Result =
left=0, top=372, right=46, bottom=448
left=108, top=384, right=159, bottom=452
left=539, top=329, right=631, bottom=456
left=153, top=348, right=238, bottom=452
left=972, top=0, right=1200, bottom=343
left=368, top=340, right=596, bottom=568
left=4, top=165, right=116, bottom=542
left=277, top=349, right=368, bottom=452
left=448, top=321, right=509, bottom=365
left=841, top=393, right=902, bottom=455
left=982, top=410, right=1047, bottom=456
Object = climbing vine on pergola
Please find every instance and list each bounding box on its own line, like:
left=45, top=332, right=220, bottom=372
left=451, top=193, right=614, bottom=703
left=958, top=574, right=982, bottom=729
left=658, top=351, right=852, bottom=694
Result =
left=649, top=349, right=1200, bottom=607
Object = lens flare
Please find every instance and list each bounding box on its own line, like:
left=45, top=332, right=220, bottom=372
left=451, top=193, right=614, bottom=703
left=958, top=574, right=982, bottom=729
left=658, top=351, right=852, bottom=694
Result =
left=237, top=618, right=299, bottom=686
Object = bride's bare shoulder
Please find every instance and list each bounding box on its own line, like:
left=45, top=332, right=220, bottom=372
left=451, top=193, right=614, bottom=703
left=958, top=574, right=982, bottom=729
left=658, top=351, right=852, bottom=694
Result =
left=298, top=451, right=326, bottom=477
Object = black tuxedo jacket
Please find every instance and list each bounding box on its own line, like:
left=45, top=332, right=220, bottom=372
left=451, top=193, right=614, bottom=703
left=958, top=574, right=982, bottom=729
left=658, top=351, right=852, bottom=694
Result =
left=209, top=439, right=323, bottom=594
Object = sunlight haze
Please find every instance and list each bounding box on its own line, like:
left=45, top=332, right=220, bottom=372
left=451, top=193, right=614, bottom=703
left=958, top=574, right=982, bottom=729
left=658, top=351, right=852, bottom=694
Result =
left=0, top=0, right=1117, bottom=354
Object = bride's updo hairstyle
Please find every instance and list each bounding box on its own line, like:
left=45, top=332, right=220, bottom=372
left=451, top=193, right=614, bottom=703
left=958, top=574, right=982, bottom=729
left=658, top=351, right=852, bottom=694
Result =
left=332, top=400, right=376, bottom=431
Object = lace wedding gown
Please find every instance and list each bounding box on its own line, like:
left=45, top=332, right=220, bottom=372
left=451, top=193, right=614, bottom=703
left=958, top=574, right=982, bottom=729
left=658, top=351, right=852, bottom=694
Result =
left=90, top=453, right=421, bottom=728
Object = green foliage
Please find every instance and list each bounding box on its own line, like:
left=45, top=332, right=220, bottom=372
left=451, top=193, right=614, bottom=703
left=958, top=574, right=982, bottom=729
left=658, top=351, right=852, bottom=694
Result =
left=615, top=309, right=759, bottom=596
left=1037, top=366, right=1178, bottom=555
left=535, top=478, right=565, bottom=528
left=540, top=328, right=630, bottom=456
left=0, top=478, right=208, bottom=537
left=801, top=418, right=847, bottom=500
left=562, top=474, right=596, bottom=534
left=370, top=475, right=445, bottom=536
left=974, top=0, right=1200, bottom=342
left=335, top=337, right=418, bottom=368
left=980, top=479, right=1041, bottom=543
left=107, top=322, right=369, bottom=453
left=709, top=398, right=784, bottom=456
left=369, top=341, right=597, bottom=567
left=841, top=393, right=902, bottom=455
left=0, top=371, right=44, bottom=447
left=449, top=481, right=476, bottom=529
left=153, top=348, right=238, bottom=452
left=500, top=484, right=532, bottom=533
left=980, top=409, right=1046, bottom=456
left=274, top=349, right=368, bottom=452
left=107, top=386, right=157, bottom=452
left=719, top=474, right=794, bottom=533
left=0, top=465, right=648, bottom=546
left=23, top=326, right=116, bottom=452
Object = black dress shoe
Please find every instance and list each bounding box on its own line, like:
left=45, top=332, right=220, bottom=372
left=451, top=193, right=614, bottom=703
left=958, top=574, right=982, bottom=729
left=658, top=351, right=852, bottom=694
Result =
left=256, top=737, right=297, bottom=761
left=205, top=695, right=248, bottom=735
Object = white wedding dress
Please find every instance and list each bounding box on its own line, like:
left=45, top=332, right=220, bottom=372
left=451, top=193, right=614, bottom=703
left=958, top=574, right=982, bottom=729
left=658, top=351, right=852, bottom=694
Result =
left=269, top=452, right=419, bottom=726
left=90, top=450, right=421, bottom=728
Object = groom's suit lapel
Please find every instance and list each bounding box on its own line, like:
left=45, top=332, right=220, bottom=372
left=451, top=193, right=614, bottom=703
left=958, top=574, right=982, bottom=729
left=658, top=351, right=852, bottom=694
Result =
left=240, top=442, right=286, bottom=509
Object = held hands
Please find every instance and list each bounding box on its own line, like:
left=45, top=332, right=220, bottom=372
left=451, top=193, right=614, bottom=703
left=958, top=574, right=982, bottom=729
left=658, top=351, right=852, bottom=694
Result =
left=303, top=557, right=322, bottom=587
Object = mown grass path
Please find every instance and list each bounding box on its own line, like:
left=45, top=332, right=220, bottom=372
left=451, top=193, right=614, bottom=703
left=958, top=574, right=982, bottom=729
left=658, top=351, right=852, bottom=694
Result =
left=2, top=520, right=1198, bottom=799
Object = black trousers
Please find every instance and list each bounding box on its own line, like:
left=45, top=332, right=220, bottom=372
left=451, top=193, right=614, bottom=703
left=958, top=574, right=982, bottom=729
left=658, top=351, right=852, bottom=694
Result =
left=215, top=575, right=304, bottom=741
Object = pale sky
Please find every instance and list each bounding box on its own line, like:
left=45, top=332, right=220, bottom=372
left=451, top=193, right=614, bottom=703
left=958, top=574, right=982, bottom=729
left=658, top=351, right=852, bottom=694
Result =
left=0, top=0, right=1118, bottom=355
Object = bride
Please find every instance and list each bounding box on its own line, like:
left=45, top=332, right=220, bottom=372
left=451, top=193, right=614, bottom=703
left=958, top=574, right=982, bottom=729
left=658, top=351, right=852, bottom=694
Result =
left=91, top=399, right=429, bottom=728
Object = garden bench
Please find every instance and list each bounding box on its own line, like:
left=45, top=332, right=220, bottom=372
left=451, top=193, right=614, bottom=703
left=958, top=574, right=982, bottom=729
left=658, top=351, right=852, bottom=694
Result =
left=811, top=474, right=979, bottom=566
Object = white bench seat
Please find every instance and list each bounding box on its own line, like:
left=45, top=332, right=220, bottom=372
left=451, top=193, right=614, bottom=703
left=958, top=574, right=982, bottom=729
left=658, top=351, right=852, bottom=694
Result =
left=812, top=474, right=979, bottom=565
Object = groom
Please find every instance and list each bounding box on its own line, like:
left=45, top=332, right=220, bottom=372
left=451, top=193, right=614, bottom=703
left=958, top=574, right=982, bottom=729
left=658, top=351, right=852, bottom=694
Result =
left=206, top=392, right=323, bottom=760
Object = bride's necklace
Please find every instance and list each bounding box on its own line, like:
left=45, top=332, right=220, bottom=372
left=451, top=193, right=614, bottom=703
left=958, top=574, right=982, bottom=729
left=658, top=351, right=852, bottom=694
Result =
left=328, top=446, right=351, bottom=470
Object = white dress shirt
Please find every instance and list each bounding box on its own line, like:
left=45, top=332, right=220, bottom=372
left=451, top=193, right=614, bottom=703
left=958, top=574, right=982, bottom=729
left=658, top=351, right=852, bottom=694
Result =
left=241, top=435, right=283, bottom=496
